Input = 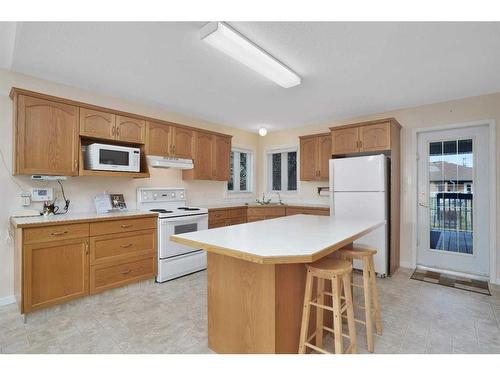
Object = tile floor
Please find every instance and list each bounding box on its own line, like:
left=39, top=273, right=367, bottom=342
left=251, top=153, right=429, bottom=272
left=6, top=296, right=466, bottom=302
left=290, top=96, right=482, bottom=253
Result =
left=1, top=268, right=499, bottom=354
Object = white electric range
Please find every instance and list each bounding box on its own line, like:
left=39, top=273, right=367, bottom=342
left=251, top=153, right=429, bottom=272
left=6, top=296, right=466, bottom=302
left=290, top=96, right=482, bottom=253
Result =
left=137, top=187, right=208, bottom=282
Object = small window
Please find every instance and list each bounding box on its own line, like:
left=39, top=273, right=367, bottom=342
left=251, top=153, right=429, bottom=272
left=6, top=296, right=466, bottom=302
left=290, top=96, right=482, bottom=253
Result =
left=267, top=148, right=297, bottom=193
left=227, top=149, right=253, bottom=193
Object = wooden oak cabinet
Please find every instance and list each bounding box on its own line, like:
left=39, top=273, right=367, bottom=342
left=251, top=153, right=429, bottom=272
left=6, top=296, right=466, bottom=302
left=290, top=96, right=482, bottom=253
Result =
left=299, top=133, right=331, bottom=181
left=183, top=131, right=232, bottom=181
left=115, top=115, right=146, bottom=144
left=14, top=95, right=79, bottom=176
left=146, top=122, right=194, bottom=159
left=209, top=207, right=248, bottom=229
left=79, top=108, right=116, bottom=140
left=23, top=238, right=89, bottom=313
left=331, top=119, right=392, bottom=155
left=13, top=215, right=157, bottom=314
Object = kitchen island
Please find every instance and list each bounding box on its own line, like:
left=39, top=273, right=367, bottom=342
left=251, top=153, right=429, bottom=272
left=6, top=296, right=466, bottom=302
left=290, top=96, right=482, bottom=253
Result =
left=170, top=214, right=384, bottom=354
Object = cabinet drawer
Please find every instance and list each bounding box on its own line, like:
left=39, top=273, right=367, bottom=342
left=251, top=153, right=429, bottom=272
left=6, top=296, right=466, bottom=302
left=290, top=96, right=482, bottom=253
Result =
left=89, top=217, right=156, bottom=236
left=90, top=255, right=156, bottom=294
left=286, top=207, right=330, bottom=216
left=208, top=219, right=228, bottom=229
left=228, top=217, right=247, bottom=225
left=24, top=223, right=89, bottom=244
left=247, top=216, right=266, bottom=222
left=209, top=207, right=247, bottom=221
left=90, top=229, right=156, bottom=265
left=247, top=207, right=286, bottom=217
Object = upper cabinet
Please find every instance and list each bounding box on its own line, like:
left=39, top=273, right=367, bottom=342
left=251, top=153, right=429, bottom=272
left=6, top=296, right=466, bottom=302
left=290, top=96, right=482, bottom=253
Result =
left=79, top=108, right=116, bottom=141
left=331, top=118, right=396, bottom=155
left=183, top=131, right=232, bottom=181
left=299, top=133, right=331, bottom=181
left=145, top=122, right=194, bottom=159
left=14, top=94, right=79, bottom=176
left=115, top=115, right=146, bottom=144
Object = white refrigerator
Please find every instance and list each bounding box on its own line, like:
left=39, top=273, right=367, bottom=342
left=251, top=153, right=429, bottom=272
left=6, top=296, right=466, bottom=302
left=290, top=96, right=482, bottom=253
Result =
left=329, top=154, right=388, bottom=276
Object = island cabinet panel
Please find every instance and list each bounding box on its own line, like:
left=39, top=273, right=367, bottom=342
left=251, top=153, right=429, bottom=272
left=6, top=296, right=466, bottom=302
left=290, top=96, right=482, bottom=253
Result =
left=183, top=131, right=232, bottom=181
left=146, top=121, right=171, bottom=156
left=359, top=122, right=391, bottom=152
left=23, top=238, right=89, bottom=313
left=299, top=133, right=331, bottom=181
left=115, top=115, right=146, bottom=144
left=15, top=95, right=79, bottom=176
left=79, top=108, right=116, bottom=140
left=171, top=126, right=194, bottom=159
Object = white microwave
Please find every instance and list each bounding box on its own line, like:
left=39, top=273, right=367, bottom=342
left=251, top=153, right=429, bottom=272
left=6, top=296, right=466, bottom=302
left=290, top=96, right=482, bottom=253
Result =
left=85, top=143, right=141, bottom=172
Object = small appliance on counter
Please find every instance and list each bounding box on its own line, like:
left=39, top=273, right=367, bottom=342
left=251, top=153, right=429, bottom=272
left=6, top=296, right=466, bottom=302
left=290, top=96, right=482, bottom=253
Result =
left=137, top=187, right=208, bottom=282
left=85, top=143, right=140, bottom=172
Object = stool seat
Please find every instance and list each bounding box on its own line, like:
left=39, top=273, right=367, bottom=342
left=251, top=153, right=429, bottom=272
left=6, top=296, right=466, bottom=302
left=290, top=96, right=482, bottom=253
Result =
left=307, top=258, right=352, bottom=275
left=338, top=246, right=377, bottom=260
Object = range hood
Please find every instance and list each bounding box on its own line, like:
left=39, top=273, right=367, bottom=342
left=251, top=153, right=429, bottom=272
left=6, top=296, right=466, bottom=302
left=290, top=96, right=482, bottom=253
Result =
left=147, top=155, right=194, bottom=169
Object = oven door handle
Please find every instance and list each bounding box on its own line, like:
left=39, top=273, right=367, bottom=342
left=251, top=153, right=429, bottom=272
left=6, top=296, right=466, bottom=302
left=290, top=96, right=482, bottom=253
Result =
left=162, top=215, right=208, bottom=224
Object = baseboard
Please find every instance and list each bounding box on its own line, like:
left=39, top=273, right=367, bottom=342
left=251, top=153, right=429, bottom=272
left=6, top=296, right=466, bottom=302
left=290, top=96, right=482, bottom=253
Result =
left=0, top=295, right=16, bottom=306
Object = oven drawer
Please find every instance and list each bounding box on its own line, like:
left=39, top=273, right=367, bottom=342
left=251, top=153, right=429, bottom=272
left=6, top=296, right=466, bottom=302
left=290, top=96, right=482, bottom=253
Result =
left=157, top=251, right=206, bottom=282
left=90, top=254, right=156, bottom=294
left=90, top=229, right=156, bottom=265
left=89, top=217, right=156, bottom=236
left=24, top=223, right=90, bottom=244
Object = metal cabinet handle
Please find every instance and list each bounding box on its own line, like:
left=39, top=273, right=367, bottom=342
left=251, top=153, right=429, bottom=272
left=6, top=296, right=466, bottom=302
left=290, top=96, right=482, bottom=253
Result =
left=120, top=243, right=133, bottom=248
left=51, top=231, right=68, bottom=236
left=121, top=269, right=132, bottom=275
left=120, top=224, right=133, bottom=229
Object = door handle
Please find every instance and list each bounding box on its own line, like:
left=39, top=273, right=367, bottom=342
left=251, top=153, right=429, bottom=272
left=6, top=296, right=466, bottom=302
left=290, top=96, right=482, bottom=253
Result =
left=120, top=224, right=133, bottom=228
left=121, top=269, right=132, bottom=275
left=51, top=230, right=68, bottom=236
left=418, top=202, right=429, bottom=208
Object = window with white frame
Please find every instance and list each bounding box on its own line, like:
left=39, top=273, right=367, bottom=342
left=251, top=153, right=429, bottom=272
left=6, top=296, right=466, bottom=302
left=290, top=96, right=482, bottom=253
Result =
left=227, top=148, right=253, bottom=193
left=266, top=148, right=297, bottom=193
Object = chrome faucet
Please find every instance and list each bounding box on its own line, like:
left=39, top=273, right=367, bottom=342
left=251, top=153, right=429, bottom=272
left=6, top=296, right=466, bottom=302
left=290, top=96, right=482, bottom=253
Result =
left=255, top=193, right=271, bottom=205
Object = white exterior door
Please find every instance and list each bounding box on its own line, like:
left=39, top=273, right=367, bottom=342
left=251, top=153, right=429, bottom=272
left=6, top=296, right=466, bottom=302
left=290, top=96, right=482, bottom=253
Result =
left=416, top=125, right=490, bottom=277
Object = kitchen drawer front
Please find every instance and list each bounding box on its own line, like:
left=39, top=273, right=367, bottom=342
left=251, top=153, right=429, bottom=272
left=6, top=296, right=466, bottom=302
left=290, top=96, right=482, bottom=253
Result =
left=208, top=218, right=228, bottom=229
left=247, top=216, right=266, bottom=222
left=286, top=207, right=330, bottom=216
left=209, top=207, right=247, bottom=221
left=24, top=223, right=90, bottom=244
left=89, top=217, right=156, bottom=236
left=228, top=217, right=246, bottom=225
left=247, top=207, right=286, bottom=217
left=90, top=255, right=156, bottom=294
left=90, top=229, right=156, bottom=265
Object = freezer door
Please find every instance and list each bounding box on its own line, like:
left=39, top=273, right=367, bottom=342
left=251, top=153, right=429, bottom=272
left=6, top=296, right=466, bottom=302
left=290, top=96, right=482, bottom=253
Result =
left=331, top=154, right=386, bottom=192
left=334, top=191, right=388, bottom=275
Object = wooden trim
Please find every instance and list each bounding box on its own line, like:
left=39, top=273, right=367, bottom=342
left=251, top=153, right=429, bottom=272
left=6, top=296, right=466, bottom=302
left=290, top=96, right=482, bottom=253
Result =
left=329, top=117, right=402, bottom=131
left=298, top=132, right=331, bottom=139
left=10, top=87, right=233, bottom=139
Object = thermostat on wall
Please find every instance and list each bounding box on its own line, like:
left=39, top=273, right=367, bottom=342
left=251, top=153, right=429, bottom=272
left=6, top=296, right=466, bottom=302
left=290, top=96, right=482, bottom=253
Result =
left=31, top=188, right=53, bottom=202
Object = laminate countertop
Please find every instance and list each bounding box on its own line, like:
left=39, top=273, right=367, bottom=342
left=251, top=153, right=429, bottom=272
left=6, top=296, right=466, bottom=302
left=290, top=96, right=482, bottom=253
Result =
left=171, top=214, right=383, bottom=264
left=10, top=210, right=158, bottom=228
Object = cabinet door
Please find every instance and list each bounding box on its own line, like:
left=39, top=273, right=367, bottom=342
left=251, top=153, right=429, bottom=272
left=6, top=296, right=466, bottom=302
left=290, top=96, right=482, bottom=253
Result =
left=318, top=135, right=332, bottom=180
left=23, top=238, right=89, bottom=313
left=331, top=127, right=359, bottom=155
left=79, top=108, right=116, bottom=140
left=300, top=136, right=319, bottom=181
left=146, top=121, right=171, bottom=156
left=192, top=131, right=214, bottom=180
left=171, top=126, right=194, bottom=159
left=359, top=122, right=391, bottom=152
left=213, top=135, right=231, bottom=181
left=116, top=115, right=146, bottom=143
left=16, top=95, right=79, bottom=176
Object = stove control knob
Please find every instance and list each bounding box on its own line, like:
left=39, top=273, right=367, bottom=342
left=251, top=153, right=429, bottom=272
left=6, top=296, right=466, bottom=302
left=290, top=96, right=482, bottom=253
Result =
left=171, top=192, right=175, bottom=198
left=153, top=193, right=158, bottom=199
left=180, top=192, right=184, bottom=199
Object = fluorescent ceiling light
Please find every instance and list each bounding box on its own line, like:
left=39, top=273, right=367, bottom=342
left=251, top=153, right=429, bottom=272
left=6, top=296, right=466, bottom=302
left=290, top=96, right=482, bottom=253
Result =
left=200, top=22, right=301, bottom=88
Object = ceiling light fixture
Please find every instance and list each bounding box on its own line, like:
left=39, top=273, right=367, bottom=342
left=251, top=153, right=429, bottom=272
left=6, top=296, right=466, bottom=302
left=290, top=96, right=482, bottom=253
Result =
left=200, top=22, right=301, bottom=88
left=258, top=127, right=268, bottom=137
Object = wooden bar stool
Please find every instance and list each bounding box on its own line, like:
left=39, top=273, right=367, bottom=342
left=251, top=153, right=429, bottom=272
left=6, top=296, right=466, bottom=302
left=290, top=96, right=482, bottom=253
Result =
left=337, top=246, right=382, bottom=353
left=298, top=258, right=357, bottom=354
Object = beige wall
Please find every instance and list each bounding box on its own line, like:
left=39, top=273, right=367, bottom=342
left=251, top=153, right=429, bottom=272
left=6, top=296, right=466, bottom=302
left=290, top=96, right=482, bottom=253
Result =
left=0, top=69, right=260, bottom=301
left=257, top=93, right=500, bottom=282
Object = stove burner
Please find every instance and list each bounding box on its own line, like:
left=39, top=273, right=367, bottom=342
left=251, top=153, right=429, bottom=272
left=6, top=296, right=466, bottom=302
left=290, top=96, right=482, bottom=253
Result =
left=150, top=209, right=173, bottom=214
left=177, top=207, right=200, bottom=211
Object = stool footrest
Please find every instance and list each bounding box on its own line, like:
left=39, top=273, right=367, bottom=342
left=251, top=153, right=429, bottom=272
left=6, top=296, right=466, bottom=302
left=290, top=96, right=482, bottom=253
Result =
left=310, top=301, right=334, bottom=312
left=304, top=342, right=331, bottom=354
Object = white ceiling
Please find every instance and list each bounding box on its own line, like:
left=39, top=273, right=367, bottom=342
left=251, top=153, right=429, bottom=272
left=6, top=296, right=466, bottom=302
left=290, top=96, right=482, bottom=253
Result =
left=3, top=22, right=500, bottom=132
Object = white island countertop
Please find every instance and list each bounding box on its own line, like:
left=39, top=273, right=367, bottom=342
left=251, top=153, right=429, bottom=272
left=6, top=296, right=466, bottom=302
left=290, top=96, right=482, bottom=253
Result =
left=171, top=214, right=384, bottom=264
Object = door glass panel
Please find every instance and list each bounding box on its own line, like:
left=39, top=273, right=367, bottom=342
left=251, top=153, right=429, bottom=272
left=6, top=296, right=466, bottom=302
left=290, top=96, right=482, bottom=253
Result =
left=428, top=139, right=473, bottom=254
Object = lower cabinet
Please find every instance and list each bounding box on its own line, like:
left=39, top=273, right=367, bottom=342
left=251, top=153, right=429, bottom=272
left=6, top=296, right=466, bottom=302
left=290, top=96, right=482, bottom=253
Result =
left=23, top=238, right=89, bottom=313
left=208, top=207, right=247, bottom=229
left=16, top=215, right=157, bottom=314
